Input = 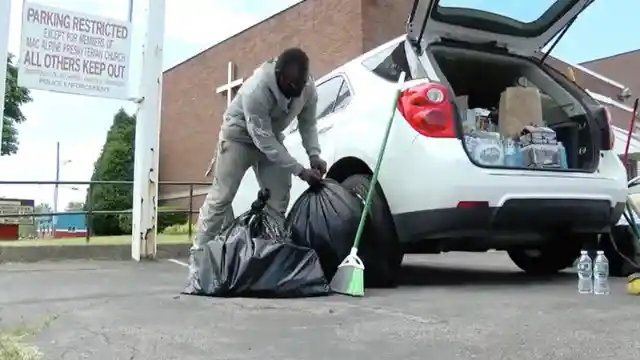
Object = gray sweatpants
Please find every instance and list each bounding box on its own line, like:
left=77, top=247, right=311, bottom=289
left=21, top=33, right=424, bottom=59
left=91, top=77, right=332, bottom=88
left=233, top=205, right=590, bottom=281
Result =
left=193, top=139, right=292, bottom=246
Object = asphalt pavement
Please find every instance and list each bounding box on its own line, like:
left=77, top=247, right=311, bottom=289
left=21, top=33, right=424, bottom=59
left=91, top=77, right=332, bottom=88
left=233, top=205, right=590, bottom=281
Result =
left=0, top=252, right=639, bottom=360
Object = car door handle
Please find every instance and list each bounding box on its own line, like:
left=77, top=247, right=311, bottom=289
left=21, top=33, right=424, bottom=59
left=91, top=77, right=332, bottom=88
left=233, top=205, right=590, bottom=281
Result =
left=318, top=125, right=333, bottom=134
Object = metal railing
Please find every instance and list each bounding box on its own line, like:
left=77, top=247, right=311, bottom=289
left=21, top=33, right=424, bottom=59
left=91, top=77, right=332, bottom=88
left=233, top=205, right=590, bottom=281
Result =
left=0, top=180, right=211, bottom=243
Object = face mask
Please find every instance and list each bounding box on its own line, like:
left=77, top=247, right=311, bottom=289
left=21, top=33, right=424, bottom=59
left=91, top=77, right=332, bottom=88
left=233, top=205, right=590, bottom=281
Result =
left=282, top=82, right=304, bottom=98
left=278, top=76, right=306, bottom=98
left=276, top=62, right=308, bottom=98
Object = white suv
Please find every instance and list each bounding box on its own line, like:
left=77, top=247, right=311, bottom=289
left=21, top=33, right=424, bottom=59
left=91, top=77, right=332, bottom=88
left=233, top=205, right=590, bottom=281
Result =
left=233, top=0, right=629, bottom=283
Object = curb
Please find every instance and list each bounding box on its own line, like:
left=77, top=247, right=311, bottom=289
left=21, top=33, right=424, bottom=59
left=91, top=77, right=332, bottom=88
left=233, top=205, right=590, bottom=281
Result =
left=0, top=244, right=191, bottom=263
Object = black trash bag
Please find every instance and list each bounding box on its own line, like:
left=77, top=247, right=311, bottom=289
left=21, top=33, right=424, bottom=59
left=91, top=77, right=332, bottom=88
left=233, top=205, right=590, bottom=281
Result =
left=183, top=189, right=330, bottom=298
left=285, top=179, right=362, bottom=280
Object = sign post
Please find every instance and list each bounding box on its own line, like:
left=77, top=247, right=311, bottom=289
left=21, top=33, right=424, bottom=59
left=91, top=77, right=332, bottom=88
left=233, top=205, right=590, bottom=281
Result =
left=18, top=2, right=132, bottom=99
left=131, top=0, right=166, bottom=260
left=0, top=0, right=12, bottom=155
left=12, top=1, right=165, bottom=260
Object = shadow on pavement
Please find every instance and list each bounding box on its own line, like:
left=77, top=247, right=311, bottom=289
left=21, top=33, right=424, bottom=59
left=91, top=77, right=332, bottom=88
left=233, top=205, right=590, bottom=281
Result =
left=397, top=264, right=574, bottom=287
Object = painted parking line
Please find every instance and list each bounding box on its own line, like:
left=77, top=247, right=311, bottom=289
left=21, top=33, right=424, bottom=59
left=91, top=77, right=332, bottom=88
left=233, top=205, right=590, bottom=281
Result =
left=167, top=258, right=189, bottom=267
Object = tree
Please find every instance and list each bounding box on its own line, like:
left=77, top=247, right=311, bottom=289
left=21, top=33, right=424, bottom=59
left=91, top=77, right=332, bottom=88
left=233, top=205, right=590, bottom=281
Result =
left=65, top=201, right=84, bottom=211
left=86, top=108, right=135, bottom=235
left=33, top=202, right=53, bottom=232
left=34, top=203, right=53, bottom=221
left=2, top=54, right=33, bottom=155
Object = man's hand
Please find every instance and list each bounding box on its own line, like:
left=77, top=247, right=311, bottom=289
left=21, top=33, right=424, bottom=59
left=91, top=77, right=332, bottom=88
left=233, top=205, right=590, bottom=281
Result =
left=309, top=155, right=327, bottom=176
left=298, top=168, right=323, bottom=186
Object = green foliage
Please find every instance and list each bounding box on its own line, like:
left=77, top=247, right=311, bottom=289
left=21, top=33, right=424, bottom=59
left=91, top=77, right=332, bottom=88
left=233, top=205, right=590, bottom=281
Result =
left=117, top=207, right=189, bottom=234
left=0, top=333, right=43, bottom=360
left=161, top=222, right=196, bottom=235
left=34, top=203, right=52, bottom=214
left=117, top=212, right=132, bottom=234
left=2, top=54, right=33, bottom=156
left=33, top=203, right=53, bottom=228
left=86, top=108, right=135, bottom=235
left=157, top=208, right=189, bottom=232
left=0, top=314, right=57, bottom=360
left=65, top=201, right=84, bottom=211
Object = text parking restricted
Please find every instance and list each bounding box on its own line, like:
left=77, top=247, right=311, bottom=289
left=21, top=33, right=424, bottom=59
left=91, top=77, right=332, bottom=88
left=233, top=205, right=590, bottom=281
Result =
left=18, top=2, right=132, bottom=99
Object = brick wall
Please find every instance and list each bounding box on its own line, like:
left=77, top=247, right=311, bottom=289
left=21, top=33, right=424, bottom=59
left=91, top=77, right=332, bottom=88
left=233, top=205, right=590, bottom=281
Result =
left=159, top=0, right=365, bottom=199
left=581, top=50, right=640, bottom=108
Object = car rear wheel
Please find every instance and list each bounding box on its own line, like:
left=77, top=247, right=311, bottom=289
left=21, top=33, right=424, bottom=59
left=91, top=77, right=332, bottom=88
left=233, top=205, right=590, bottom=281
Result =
left=340, top=174, right=403, bottom=288
left=507, top=236, right=582, bottom=275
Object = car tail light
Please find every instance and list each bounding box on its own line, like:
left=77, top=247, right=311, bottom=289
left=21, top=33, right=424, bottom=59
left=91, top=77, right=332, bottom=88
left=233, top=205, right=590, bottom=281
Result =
left=397, top=83, right=456, bottom=138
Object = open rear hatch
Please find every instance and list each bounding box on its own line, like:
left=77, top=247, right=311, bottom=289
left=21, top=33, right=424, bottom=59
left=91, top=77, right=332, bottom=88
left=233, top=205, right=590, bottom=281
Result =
left=407, top=0, right=595, bottom=55
left=405, top=0, right=614, bottom=173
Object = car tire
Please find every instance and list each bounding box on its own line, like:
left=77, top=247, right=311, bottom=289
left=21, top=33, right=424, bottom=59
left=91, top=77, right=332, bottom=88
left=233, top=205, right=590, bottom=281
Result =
left=340, top=174, right=403, bottom=288
left=508, top=237, right=581, bottom=275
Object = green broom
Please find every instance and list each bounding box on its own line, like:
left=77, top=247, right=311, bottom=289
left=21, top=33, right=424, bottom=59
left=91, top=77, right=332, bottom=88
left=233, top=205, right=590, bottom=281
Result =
left=331, top=72, right=407, bottom=297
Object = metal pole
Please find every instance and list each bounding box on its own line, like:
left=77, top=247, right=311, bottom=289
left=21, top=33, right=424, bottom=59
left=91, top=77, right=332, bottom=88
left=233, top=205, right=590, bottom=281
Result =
left=623, top=98, right=639, bottom=167
left=127, top=0, right=134, bottom=22
left=131, top=0, right=165, bottom=261
left=0, top=0, right=12, bottom=156
left=188, top=185, right=193, bottom=240
left=85, top=185, right=92, bottom=244
left=53, top=141, right=60, bottom=238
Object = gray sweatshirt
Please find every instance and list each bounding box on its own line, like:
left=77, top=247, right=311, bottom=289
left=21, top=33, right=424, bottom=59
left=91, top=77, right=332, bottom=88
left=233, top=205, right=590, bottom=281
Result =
left=219, top=60, right=320, bottom=176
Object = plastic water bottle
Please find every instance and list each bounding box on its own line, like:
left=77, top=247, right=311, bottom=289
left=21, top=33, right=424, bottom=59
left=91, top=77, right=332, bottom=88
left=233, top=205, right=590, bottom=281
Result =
left=558, top=142, right=568, bottom=168
left=593, top=251, right=610, bottom=295
left=503, top=138, right=517, bottom=167
left=577, top=250, right=593, bottom=294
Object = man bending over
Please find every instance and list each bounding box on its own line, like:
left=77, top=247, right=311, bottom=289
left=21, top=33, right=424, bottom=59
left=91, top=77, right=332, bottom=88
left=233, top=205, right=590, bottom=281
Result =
left=193, top=48, right=326, bottom=247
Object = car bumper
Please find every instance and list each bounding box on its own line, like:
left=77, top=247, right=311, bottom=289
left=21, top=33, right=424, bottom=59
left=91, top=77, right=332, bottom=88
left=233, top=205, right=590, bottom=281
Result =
left=394, top=199, right=626, bottom=244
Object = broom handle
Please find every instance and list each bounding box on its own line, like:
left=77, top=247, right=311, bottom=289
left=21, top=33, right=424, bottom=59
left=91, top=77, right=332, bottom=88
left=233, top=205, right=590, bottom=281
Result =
left=623, top=98, right=639, bottom=166
left=352, top=72, right=407, bottom=250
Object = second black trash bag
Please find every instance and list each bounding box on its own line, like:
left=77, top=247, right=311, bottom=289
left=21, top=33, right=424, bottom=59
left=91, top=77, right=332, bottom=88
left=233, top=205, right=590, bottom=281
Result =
left=183, top=189, right=330, bottom=298
left=285, top=179, right=362, bottom=280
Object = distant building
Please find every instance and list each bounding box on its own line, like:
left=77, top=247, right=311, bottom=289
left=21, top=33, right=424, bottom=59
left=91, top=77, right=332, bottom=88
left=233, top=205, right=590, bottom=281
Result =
left=0, top=198, right=35, bottom=241
left=54, top=213, right=88, bottom=238
left=546, top=50, right=640, bottom=178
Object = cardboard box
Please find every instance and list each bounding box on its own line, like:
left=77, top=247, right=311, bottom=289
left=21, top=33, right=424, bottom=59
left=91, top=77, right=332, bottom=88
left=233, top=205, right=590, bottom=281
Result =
left=498, top=87, right=544, bottom=138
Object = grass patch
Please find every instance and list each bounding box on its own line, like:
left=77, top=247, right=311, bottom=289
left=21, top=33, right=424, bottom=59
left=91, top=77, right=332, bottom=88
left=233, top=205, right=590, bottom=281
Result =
left=0, top=334, right=43, bottom=360
left=0, top=315, right=58, bottom=360
left=0, top=234, right=191, bottom=247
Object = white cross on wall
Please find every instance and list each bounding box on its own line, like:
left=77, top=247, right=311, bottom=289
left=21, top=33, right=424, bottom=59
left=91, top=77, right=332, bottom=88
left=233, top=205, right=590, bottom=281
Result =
left=216, top=61, right=244, bottom=107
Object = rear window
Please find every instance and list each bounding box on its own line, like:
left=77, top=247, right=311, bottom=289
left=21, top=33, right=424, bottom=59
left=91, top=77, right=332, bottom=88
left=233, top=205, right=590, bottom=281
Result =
left=361, top=40, right=428, bottom=83
left=433, top=0, right=584, bottom=37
